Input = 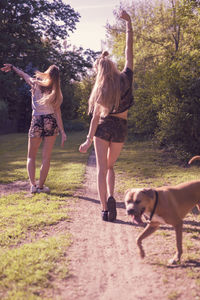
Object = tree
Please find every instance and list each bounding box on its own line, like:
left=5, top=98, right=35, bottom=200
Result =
left=0, top=0, right=97, bottom=132
left=106, top=0, right=200, bottom=157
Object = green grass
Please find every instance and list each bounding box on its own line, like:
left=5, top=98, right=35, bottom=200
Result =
left=0, top=235, right=71, bottom=300
left=115, top=140, right=200, bottom=191
left=1, top=135, right=200, bottom=298
left=0, top=131, right=89, bottom=299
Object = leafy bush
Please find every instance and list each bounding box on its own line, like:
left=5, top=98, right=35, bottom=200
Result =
left=0, top=100, right=8, bottom=121
left=64, top=119, right=88, bottom=131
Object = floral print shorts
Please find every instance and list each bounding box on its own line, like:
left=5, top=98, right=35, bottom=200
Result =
left=29, top=114, right=59, bottom=138
left=95, top=115, right=128, bottom=143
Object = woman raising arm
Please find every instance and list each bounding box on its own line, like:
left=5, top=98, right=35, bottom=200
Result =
left=79, top=10, right=134, bottom=222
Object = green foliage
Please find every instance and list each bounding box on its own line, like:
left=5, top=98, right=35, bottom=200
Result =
left=106, top=0, right=200, bottom=158
left=74, top=74, right=95, bottom=122
left=0, top=100, right=8, bottom=122
left=63, top=119, right=87, bottom=131
left=0, top=0, right=97, bottom=131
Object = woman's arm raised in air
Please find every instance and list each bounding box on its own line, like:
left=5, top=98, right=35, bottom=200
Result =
left=1, top=63, right=33, bottom=86
left=119, top=10, right=133, bottom=71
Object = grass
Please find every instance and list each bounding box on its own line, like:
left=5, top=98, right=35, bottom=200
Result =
left=0, top=131, right=89, bottom=299
left=0, top=235, right=71, bottom=300
left=115, top=140, right=200, bottom=191
left=1, top=134, right=200, bottom=298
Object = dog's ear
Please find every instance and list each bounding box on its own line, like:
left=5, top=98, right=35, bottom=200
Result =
left=124, top=188, right=137, bottom=196
left=141, top=188, right=155, bottom=199
left=124, top=188, right=136, bottom=201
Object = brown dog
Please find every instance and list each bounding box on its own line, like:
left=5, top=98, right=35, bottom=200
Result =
left=124, top=181, right=200, bottom=264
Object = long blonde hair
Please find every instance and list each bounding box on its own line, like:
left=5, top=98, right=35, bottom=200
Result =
left=35, top=65, right=63, bottom=109
left=88, top=51, right=121, bottom=116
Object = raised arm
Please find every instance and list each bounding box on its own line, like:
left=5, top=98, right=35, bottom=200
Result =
left=120, top=10, right=133, bottom=71
left=1, top=63, right=33, bottom=86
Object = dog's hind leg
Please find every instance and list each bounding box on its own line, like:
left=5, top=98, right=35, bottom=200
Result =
left=168, top=221, right=183, bottom=265
left=136, top=222, right=159, bottom=258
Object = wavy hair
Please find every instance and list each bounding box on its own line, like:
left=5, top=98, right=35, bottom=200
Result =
left=35, top=65, right=63, bottom=109
left=88, top=51, right=121, bottom=116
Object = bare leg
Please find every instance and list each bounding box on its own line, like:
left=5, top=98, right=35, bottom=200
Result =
left=93, top=137, right=109, bottom=211
left=27, top=137, right=42, bottom=186
left=38, top=135, right=57, bottom=188
left=107, top=142, right=124, bottom=197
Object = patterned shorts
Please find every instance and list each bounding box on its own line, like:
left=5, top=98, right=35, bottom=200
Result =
left=29, top=114, right=59, bottom=138
left=95, top=115, right=128, bottom=143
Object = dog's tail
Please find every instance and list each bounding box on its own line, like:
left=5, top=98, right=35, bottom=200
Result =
left=188, top=156, right=200, bottom=164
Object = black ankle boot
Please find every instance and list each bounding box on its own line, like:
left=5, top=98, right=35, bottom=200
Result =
left=107, top=196, right=117, bottom=222
left=101, top=210, right=108, bottom=221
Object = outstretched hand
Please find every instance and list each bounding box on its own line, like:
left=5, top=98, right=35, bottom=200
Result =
left=119, top=10, right=131, bottom=22
left=1, top=64, right=12, bottom=72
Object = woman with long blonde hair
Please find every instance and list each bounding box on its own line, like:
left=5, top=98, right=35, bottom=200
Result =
left=1, top=64, right=67, bottom=194
left=79, top=10, right=133, bottom=221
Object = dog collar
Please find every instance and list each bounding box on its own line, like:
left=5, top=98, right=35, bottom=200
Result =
left=149, top=191, right=158, bottom=221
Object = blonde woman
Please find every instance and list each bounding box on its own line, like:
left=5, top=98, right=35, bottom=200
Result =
left=1, top=64, right=67, bottom=194
left=79, top=10, right=133, bottom=221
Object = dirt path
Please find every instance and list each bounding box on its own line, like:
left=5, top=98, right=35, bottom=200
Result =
left=60, top=150, right=199, bottom=300
left=1, top=151, right=199, bottom=299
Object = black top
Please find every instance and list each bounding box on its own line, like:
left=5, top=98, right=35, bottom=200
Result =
left=110, top=67, right=134, bottom=114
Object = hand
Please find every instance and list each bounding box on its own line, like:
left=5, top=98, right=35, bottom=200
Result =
left=1, top=64, right=13, bottom=72
left=79, top=139, right=92, bottom=153
left=119, top=10, right=131, bottom=22
left=61, top=131, right=67, bottom=148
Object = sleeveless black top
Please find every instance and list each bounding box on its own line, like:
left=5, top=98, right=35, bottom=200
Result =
left=110, top=67, right=134, bottom=114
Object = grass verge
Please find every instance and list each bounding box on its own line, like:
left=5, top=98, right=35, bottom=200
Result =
left=0, top=131, right=89, bottom=299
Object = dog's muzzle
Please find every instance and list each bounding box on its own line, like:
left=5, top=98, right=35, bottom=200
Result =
left=126, top=205, right=145, bottom=224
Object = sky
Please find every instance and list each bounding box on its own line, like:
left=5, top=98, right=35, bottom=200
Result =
left=64, top=0, right=131, bottom=51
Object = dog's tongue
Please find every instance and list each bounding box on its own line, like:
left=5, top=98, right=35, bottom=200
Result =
left=132, top=214, right=143, bottom=224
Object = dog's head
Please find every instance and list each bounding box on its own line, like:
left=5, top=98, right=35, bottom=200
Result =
left=124, top=188, right=155, bottom=224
